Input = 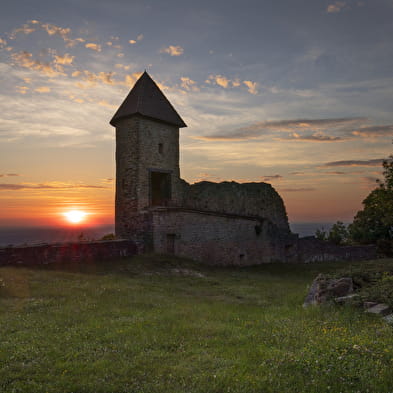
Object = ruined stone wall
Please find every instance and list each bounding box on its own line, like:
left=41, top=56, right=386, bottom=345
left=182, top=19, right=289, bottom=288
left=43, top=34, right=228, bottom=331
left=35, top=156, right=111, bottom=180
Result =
left=183, top=181, right=290, bottom=233
left=151, top=208, right=295, bottom=266
left=0, top=240, right=137, bottom=266
left=297, top=236, right=377, bottom=263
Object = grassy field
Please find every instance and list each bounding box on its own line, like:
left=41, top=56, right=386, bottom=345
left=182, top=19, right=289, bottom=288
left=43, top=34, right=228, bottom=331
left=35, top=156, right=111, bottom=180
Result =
left=1, top=255, right=393, bottom=393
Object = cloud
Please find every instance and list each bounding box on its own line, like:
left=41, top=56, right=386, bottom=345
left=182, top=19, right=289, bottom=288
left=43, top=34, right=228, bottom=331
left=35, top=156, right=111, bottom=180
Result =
left=290, top=172, right=305, bottom=175
left=54, top=53, right=74, bottom=65
left=129, top=34, right=143, bottom=44
left=243, top=80, right=258, bottom=95
left=98, top=100, right=116, bottom=109
left=283, top=132, right=343, bottom=142
left=41, top=23, right=70, bottom=37
left=327, top=1, right=346, bottom=13
left=160, top=45, right=184, bottom=56
left=0, top=182, right=108, bottom=191
left=279, top=188, right=317, bottom=192
left=324, top=171, right=346, bottom=175
left=73, top=70, right=116, bottom=87
left=0, top=173, right=20, bottom=177
left=207, top=74, right=230, bottom=88
left=85, top=43, right=102, bottom=52
left=9, top=23, right=36, bottom=37
left=15, top=86, right=29, bottom=94
left=180, top=77, right=199, bottom=92
left=11, top=51, right=64, bottom=76
left=261, top=174, right=283, bottom=181
left=352, top=125, right=393, bottom=137
left=321, top=158, right=386, bottom=167
left=195, top=117, right=368, bottom=141
left=115, top=64, right=131, bottom=70
left=0, top=38, right=7, bottom=46
left=34, top=86, right=51, bottom=93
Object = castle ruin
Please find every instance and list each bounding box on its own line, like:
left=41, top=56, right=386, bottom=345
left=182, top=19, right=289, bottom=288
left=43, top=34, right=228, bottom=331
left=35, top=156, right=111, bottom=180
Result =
left=110, top=71, right=297, bottom=265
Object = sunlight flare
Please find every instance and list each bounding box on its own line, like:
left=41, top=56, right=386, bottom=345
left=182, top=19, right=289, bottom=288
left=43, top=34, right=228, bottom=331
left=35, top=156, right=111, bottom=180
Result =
left=63, top=210, right=88, bottom=224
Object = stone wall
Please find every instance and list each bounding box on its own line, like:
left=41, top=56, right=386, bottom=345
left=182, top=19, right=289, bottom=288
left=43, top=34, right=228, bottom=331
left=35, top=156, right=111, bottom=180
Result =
left=183, top=181, right=290, bottom=233
left=0, top=240, right=137, bottom=266
left=115, top=115, right=183, bottom=239
left=297, top=236, right=376, bottom=263
left=151, top=208, right=296, bottom=266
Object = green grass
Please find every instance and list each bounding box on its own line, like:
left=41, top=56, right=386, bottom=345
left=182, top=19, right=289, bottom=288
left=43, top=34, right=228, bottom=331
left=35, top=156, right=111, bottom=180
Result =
left=1, top=255, right=393, bottom=393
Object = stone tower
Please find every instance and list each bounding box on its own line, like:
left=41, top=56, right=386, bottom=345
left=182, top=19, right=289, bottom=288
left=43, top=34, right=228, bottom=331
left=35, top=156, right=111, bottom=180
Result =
left=110, top=71, right=187, bottom=240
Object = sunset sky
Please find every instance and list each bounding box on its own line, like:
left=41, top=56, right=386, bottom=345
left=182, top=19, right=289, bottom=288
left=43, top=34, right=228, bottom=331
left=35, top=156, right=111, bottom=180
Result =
left=0, top=0, right=392, bottom=227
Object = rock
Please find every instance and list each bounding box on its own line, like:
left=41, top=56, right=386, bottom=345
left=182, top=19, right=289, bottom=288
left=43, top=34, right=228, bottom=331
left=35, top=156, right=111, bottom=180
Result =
left=363, top=301, right=378, bottom=309
left=383, top=314, right=393, bottom=325
left=303, top=274, right=354, bottom=307
left=334, top=294, right=360, bottom=305
left=365, top=303, right=391, bottom=316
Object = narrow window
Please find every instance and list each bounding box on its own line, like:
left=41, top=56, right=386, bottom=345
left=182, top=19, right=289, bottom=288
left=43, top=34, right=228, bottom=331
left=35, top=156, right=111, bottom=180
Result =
left=166, top=234, right=176, bottom=254
left=158, top=143, right=163, bottom=154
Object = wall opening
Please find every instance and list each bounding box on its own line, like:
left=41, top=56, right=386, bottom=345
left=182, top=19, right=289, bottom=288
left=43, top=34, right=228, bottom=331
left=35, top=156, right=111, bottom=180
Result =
left=158, top=143, right=163, bottom=154
left=166, top=234, right=176, bottom=254
left=150, top=171, right=171, bottom=206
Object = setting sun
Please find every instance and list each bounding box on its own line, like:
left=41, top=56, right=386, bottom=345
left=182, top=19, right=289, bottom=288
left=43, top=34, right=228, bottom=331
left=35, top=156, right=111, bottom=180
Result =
left=64, top=210, right=88, bottom=224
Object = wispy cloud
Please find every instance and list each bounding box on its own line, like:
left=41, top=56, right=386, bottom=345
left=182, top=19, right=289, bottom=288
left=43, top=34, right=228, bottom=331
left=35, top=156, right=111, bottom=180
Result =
left=352, top=124, right=393, bottom=137
left=327, top=1, right=346, bottom=13
left=15, top=85, right=29, bottom=94
left=195, top=117, right=365, bottom=141
left=12, top=51, right=64, bottom=76
left=0, top=182, right=108, bottom=191
left=207, top=74, right=231, bottom=88
left=261, top=174, right=283, bottom=181
left=282, top=132, right=343, bottom=142
left=180, top=77, right=199, bottom=92
left=0, top=173, right=20, bottom=177
left=129, top=34, right=143, bottom=44
left=34, top=86, right=51, bottom=93
left=243, top=80, right=258, bottom=95
left=278, top=187, right=317, bottom=192
left=85, top=43, right=102, bottom=52
left=73, top=70, right=116, bottom=87
left=321, top=158, right=386, bottom=167
left=160, top=45, right=184, bottom=56
left=54, top=53, right=74, bottom=65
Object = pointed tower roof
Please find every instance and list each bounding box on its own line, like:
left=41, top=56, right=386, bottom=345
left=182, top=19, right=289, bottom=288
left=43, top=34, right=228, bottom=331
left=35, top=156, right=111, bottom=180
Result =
left=110, top=71, right=187, bottom=128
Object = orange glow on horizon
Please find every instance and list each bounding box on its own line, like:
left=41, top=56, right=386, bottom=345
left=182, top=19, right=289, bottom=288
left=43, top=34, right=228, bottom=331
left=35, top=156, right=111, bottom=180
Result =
left=63, top=210, right=88, bottom=224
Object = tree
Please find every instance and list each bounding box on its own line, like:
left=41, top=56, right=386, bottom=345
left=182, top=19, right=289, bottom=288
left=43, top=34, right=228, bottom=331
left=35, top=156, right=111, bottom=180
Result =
left=328, top=221, right=349, bottom=245
left=348, top=154, right=393, bottom=253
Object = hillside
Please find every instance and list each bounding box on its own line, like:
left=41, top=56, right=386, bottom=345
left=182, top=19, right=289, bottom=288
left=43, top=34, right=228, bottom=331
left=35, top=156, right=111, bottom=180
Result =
left=1, top=256, right=393, bottom=393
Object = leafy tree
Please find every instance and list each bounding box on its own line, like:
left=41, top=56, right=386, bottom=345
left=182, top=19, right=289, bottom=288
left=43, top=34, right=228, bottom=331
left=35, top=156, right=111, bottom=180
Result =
left=315, top=227, right=327, bottom=241
left=328, top=221, right=349, bottom=245
left=348, top=155, right=393, bottom=253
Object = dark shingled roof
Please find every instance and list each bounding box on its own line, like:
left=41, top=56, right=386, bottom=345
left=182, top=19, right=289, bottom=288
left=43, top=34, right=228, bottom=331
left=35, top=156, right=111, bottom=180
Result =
left=110, top=71, right=187, bottom=128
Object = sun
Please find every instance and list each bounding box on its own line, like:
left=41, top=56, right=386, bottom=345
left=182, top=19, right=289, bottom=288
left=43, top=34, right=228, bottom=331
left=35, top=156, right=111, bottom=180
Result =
left=64, top=210, right=88, bottom=224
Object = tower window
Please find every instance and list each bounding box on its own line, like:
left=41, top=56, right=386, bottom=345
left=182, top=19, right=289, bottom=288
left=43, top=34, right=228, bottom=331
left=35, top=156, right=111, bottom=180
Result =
left=158, top=143, right=163, bottom=154
left=150, top=171, right=171, bottom=206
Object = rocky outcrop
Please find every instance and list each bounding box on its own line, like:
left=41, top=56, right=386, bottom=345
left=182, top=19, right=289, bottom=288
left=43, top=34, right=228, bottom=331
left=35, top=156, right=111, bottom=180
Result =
left=303, top=274, right=353, bottom=306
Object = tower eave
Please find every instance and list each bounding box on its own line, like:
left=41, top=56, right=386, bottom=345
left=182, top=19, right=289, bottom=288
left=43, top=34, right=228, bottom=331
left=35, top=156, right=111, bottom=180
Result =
left=110, top=112, right=187, bottom=128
